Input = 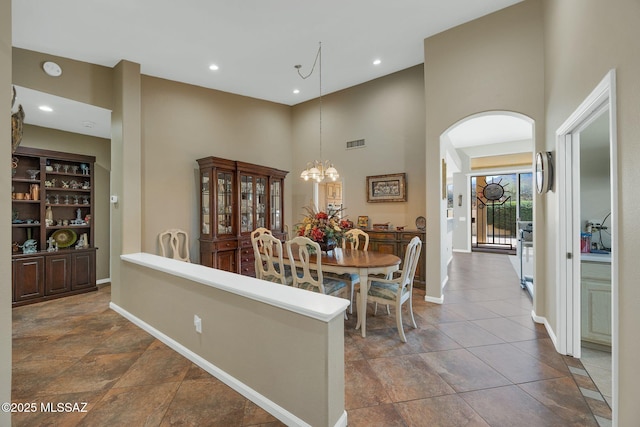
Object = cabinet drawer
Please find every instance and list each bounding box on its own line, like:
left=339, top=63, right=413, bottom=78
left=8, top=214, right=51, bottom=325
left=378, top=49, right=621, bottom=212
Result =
left=400, top=232, right=424, bottom=241
left=240, top=247, right=254, bottom=256
left=241, top=261, right=256, bottom=277
left=369, top=232, right=396, bottom=240
left=241, top=252, right=255, bottom=266
left=214, top=240, right=238, bottom=251
left=581, top=262, right=611, bottom=282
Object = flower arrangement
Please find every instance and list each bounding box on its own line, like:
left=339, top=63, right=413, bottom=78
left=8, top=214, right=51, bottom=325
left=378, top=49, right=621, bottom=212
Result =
left=295, top=205, right=351, bottom=247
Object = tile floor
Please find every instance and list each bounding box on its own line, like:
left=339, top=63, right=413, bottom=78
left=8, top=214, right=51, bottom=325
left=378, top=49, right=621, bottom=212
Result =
left=12, top=252, right=611, bottom=426
left=581, top=347, right=612, bottom=407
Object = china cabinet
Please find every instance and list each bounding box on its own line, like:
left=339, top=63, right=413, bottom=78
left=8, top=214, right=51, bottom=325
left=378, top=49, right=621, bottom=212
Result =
left=11, top=146, right=97, bottom=306
left=197, top=156, right=288, bottom=277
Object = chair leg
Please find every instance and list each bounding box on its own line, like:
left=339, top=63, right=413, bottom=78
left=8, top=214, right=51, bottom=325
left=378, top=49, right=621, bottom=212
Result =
left=373, top=302, right=378, bottom=316
left=408, top=295, right=417, bottom=329
left=395, top=303, right=407, bottom=343
left=385, top=304, right=391, bottom=315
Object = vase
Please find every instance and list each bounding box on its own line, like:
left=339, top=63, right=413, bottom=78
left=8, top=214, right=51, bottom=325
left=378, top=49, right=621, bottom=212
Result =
left=319, top=238, right=338, bottom=253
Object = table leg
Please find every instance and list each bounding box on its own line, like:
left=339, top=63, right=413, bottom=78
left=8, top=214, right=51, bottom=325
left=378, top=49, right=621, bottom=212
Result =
left=358, top=267, right=368, bottom=338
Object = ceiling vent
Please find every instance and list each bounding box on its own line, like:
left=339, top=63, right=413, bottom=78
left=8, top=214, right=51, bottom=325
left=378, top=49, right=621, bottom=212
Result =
left=346, top=139, right=365, bottom=150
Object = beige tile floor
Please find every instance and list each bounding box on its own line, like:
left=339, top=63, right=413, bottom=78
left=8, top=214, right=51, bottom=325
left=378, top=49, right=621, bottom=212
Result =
left=581, top=347, right=612, bottom=407
left=12, top=252, right=611, bottom=426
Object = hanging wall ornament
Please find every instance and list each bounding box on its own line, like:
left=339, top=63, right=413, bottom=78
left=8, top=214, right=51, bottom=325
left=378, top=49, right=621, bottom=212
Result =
left=11, top=86, right=25, bottom=154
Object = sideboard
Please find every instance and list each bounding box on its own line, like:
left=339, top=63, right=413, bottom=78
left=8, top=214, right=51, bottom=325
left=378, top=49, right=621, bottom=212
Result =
left=366, top=229, right=426, bottom=288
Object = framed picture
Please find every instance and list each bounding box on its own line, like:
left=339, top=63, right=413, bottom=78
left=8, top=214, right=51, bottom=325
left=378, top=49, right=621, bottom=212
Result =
left=366, top=173, right=407, bottom=203
left=357, top=216, right=369, bottom=229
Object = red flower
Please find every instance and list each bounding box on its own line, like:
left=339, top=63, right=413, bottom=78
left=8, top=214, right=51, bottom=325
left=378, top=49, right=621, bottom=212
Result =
left=315, top=211, right=329, bottom=220
left=310, top=227, right=325, bottom=242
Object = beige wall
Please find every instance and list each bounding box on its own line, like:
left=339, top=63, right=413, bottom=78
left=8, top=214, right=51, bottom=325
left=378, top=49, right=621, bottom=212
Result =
left=542, top=0, right=640, bottom=423
left=20, top=125, right=111, bottom=280
left=423, top=0, right=545, bottom=301
left=140, top=76, right=293, bottom=258
left=291, top=65, right=426, bottom=228
left=12, top=47, right=113, bottom=110
left=1, top=0, right=12, bottom=423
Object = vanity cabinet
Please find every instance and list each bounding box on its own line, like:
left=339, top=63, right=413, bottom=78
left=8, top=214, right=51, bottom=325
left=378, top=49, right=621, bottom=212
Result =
left=11, top=147, right=97, bottom=306
left=367, top=229, right=426, bottom=288
left=581, top=260, right=612, bottom=346
left=197, top=156, right=288, bottom=276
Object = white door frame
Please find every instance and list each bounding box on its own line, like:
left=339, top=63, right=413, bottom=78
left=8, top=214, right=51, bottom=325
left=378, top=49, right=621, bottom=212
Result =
left=555, top=69, right=618, bottom=413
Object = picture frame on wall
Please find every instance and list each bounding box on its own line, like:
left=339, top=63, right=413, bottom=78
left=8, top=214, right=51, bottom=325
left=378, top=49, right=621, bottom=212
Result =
left=357, top=216, right=369, bottom=229
left=366, top=173, right=407, bottom=202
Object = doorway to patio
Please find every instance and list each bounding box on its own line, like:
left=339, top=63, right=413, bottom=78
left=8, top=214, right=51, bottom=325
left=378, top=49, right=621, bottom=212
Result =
left=471, top=172, right=533, bottom=255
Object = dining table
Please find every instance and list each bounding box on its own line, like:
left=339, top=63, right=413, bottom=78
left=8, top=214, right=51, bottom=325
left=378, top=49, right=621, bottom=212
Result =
left=287, top=246, right=401, bottom=338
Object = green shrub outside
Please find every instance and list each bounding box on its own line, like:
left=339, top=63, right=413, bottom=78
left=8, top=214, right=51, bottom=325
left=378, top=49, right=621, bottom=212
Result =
left=484, top=200, right=532, bottom=234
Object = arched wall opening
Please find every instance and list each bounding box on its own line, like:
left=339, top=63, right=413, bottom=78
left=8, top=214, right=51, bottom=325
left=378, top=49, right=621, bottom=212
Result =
left=437, top=111, right=535, bottom=300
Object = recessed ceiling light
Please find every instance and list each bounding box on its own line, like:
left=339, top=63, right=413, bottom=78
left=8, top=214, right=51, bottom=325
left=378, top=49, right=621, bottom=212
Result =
left=43, top=61, right=62, bottom=77
left=38, top=105, right=53, bottom=112
left=373, top=59, right=382, bottom=66
left=209, top=64, right=219, bottom=71
left=293, top=89, right=300, bottom=94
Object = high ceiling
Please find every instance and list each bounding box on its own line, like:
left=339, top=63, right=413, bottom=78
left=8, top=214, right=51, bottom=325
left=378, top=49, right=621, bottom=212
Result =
left=11, top=0, right=523, bottom=138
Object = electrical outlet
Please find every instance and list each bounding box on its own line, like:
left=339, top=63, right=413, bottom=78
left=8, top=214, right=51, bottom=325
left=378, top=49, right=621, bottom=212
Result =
left=194, top=315, right=202, bottom=334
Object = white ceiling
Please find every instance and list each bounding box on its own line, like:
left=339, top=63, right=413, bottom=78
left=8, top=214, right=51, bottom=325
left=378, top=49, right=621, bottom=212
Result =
left=11, top=0, right=524, bottom=139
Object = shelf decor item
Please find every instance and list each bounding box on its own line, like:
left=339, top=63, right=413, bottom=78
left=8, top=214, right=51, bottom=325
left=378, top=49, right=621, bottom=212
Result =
left=51, top=228, right=78, bottom=248
left=11, top=86, right=25, bottom=154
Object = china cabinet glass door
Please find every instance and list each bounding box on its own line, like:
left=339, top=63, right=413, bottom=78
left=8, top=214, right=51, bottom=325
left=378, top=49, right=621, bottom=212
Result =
left=201, top=172, right=210, bottom=235
left=270, top=179, right=282, bottom=231
left=240, top=175, right=253, bottom=233
left=217, top=172, right=233, bottom=235
left=256, top=177, right=267, bottom=229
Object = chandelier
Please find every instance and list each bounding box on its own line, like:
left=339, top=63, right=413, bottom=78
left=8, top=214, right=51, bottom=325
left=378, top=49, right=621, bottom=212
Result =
left=296, top=42, right=339, bottom=183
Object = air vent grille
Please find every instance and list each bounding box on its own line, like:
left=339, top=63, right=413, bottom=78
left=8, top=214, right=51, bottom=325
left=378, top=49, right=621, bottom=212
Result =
left=346, top=139, right=365, bottom=150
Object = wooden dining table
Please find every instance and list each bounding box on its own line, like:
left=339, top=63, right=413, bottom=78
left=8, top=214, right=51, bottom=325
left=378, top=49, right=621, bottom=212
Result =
left=287, top=246, right=401, bottom=337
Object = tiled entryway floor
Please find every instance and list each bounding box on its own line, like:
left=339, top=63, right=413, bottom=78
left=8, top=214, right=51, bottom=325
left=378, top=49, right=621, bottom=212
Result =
left=12, top=252, right=611, bottom=426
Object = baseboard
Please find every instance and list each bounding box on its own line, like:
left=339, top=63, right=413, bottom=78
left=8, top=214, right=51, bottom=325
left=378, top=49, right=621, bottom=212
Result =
left=96, top=278, right=111, bottom=285
left=531, top=309, right=558, bottom=349
left=452, top=249, right=471, bottom=253
left=425, top=294, right=444, bottom=304
left=109, top=302, right=329, bottom=427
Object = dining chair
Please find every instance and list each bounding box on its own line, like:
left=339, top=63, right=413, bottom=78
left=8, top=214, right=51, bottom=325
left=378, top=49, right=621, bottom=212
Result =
left=342, top=228, right=369, bottom=251
left=252, top=232, right=292, bottom=286
left=158, top=229, right=190, bottom=262
left=250, top=227, right=272, bottom=272
left=286, top=236, right=350, bottom=318
left=356, top=236, right=422, bottom=342
left=326, top=228, right=370, bottom=314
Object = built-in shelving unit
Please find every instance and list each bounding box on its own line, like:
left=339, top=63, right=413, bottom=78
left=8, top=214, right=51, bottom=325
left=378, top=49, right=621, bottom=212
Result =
left=11, top=146, right=97, bottom=306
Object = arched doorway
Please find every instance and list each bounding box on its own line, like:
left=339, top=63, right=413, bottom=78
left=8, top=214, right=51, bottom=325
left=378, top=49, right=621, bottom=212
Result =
left=439, top=111, right=534, bottom=295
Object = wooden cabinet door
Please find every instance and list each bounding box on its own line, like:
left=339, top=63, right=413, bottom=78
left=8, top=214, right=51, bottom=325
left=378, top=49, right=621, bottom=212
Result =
left=216, top=249, right=237, bottom=273
left=71, top=251, right=96, bottom=290
left=581, top=262, right=612, bottom=346
left=14, top=256, right=45, bottom=302
left=45, top=254, right=71, bottom=295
